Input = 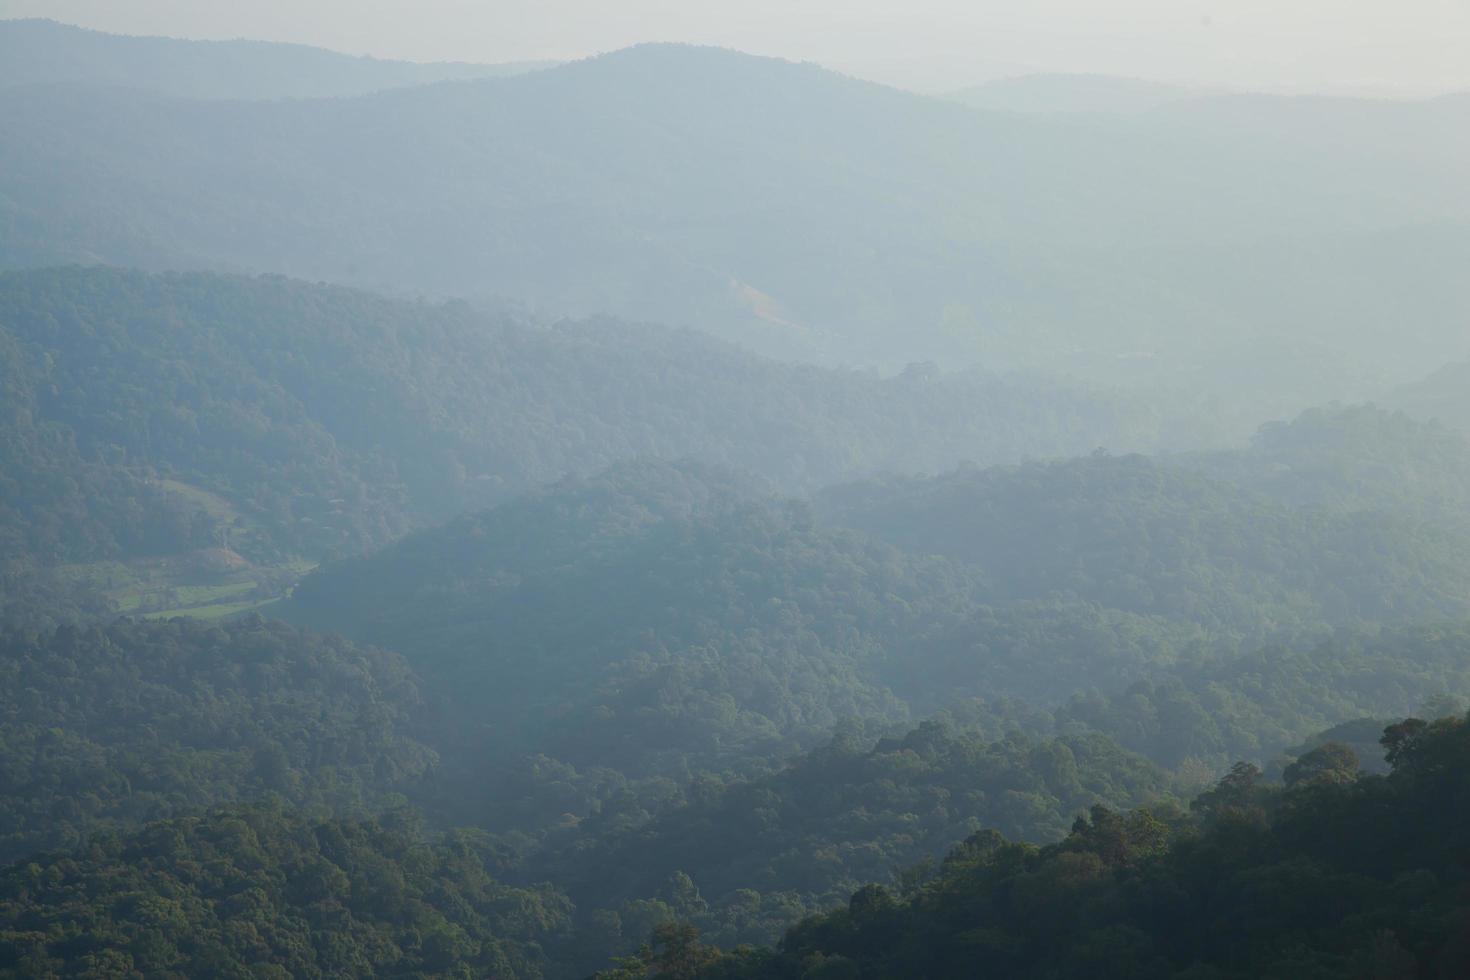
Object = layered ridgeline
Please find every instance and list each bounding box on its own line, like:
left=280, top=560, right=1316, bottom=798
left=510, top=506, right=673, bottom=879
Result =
left=0, top=266, right=1160, bottom=573
left=0, top=721, right=1174, bottom=980
left=7, top=440, right=1470, bottom=976
left=0, top=610, right=1183, bottom=975
left=676, top=713, right=1470, bottom=980
left=7, top=711, right=1467, bottom=979
left=281, top=458, right=1470, bottom=818
left=530, top=723, right=1169, bottom=965
left=1173, top=404, right=1470, bottom=521
left=0, top=617, right=434, bottom=866
left=2, top=36, right=1467, bottom=409
left=0, top=18, right=550, bottom=100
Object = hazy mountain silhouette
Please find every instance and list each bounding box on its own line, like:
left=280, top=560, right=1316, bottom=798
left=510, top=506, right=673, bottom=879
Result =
left=0, top=18, right=551, bottom=100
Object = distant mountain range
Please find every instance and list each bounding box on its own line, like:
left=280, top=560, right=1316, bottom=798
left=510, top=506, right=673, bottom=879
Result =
left=0, top=18, right=552, bottom=100
left=1, top=25, right=1467, bottom=423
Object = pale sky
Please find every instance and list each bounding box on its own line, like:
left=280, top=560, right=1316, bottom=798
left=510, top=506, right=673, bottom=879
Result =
left=4, top=0, right=1470, bottom=95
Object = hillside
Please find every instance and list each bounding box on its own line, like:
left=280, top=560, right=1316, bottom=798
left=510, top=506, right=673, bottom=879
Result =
left=816, top=453, right=1470, bottom=635
left=534, top=723, right=1168, bottom=957
left=0, top=41, right=1465, bottom=412
left=0, top=805, right=569, bottom=979
left=681, top=713, right=1470, bottom=979
left=0, top=617, right=435, bottom=865
left=281, top=458, right=1470, bottom=825
left=0, top=18, right=549, bottom=100
left=281, top=461, right=959, bottom=794
left=0, top=267, right=1163, bottom=573
left=1174, top=404, right=1470, bottom=521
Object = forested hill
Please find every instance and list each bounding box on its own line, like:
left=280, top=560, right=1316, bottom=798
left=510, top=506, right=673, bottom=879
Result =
left=281, top=458, right=1470, bottom=830
left=0, top=266, right=1162, bottom=568
left=283, top=460, right=965, bottom=790
left=678, top=713, right=1470, bottom=979
left=0, top=19, right=549, bottom=100
left=1172, top=404, right=1470, bottom=521
left=816, top=452, right=1470, bottom=635
left=2, top=42, right=1467, bottom=407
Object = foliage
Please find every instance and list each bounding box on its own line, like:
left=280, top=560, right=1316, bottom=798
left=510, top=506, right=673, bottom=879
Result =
left=0, top=266, right=1162, bottom=567
left=1178, top=404, right=1470, bottom=521
left=688, top=714, right=1470, bottom=979
left=538, top=720, right=1169, bottom=967
left=0, top=804, right=570, bottom=979
left=819, top=452, right=1470, bottom=636
left=0, top=617, right=435, bottom=865
left=1059, top=624, right=1470, bottom=768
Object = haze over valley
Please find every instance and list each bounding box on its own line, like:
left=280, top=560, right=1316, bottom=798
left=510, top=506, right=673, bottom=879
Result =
left=2, top=11, right=1470, bottom=979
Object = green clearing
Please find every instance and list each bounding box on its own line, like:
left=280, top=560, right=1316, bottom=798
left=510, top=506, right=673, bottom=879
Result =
left=143, top=597, right=282, bottom=620
left=59, top=556, right=315, bottom=620
left=53, top=479, right=316, bottom=619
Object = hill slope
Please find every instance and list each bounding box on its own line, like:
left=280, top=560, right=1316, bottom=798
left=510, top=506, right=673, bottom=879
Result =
left=0, top=617, right=435, bottom=865
left=817, top=454, right=1470, bottom=635
left=684, top=713, right=1470, bottom=979
left=0, top=266, right=1162, bottom=568
left=282, top=457, right=1470, bottom=822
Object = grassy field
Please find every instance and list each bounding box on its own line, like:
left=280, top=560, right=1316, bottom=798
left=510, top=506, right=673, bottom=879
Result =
left=59, top=555, right=314, bottom=620
left=55, top=479, right=318, bottom=620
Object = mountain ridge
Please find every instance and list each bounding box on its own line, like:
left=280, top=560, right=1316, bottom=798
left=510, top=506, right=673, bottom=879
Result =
left=0, top=17, right=553, bottom=101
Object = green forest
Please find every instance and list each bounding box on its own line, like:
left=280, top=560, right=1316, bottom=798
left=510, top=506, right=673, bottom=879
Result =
left=4, top=19, right=1470, bottom=980
left=5, top=267, right=1470, bottom=979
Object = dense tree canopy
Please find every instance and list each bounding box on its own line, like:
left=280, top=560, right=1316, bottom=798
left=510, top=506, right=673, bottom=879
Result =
left=674, top=714, right=1470, bottom=979
left=0, top=617, right=434, bottom=865
left=533, top=721, right=1169, bottom=968
left=819, top=453, right=1470, bottom=636
left=0, top=805, right=570, bottom=979
left=0, top=267, right=1163, bottom=567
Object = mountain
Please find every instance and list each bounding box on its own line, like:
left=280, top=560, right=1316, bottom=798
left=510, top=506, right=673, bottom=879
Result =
left=0, top=19, right=550, bottom=100
left=0, top=266, right=1163, bottom=574
left=949, top=73, right=1204, bottom=115
left=1, top=42, right=1466, bottom=416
